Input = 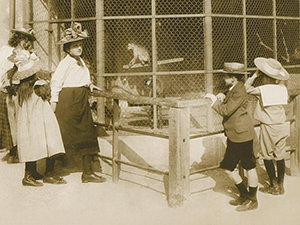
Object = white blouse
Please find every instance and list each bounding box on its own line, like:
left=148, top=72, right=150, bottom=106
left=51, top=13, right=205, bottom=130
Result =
left=50, top=54, right=91, bottom=102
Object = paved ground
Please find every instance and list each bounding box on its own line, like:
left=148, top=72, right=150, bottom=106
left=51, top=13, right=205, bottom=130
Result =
left=1, top=149, right=300, bottom=225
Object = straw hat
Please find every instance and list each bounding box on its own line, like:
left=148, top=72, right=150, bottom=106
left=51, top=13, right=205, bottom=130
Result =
left=254, top=57, right=289, bottom=81
left=11, top=27, right=36, bottom=41
left=221, top=62, right=249, bottom=75
left=9, top=50, right=41, bottom=84
left=58, top=22, right=89, bottom=45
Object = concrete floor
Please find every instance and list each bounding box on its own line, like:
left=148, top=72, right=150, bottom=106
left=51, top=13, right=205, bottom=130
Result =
left=1, top=149, right=300, bottom=225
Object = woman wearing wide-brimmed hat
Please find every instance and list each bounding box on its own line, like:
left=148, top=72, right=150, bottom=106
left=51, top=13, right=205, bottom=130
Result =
left=50, top=22, right=106, bottom=183
left=245, top=57, right=290, bottom=196
left=10, top=51, right=66, bottom=186
left=0, top=27, right=36, bottom=163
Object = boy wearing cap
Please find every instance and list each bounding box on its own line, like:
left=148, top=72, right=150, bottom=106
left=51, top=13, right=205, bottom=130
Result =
left=245, top=57, right=290, bottom=195
left=205, top=62, right=258, bottom=212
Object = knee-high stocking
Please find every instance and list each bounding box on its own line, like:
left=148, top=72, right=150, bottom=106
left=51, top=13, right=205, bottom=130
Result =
left=263, top=159, right=276, bottom=186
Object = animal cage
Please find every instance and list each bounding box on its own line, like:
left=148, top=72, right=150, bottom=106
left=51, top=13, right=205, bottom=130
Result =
left=18, top=0, right=300, bottom=206
left=24, top=0, right=300, bottom=134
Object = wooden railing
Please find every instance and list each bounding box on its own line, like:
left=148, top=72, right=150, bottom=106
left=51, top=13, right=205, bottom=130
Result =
left=92, top=87, right=300, bottom=207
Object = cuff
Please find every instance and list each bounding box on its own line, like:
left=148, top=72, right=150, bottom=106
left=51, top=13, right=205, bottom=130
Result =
left=210, top=95, right=217, bottom=107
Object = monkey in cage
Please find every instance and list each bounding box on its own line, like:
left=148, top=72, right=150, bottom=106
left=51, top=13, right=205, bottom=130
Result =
left=127, top=43, right=150, bottom=68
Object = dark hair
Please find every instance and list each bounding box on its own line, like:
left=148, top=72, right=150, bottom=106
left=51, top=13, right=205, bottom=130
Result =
left=63, top=42, right=71, bottom=53
left=259, top=70, right=277, bottom=85
left=228, top=73, right=245, bottom=82
left=8, top=32, right=32, bottom=47
left=63, top=42, right=84, bottom=67
left=17, top=75, right=37, bottom=106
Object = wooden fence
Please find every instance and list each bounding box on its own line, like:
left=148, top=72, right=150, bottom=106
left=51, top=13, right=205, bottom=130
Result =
left=92, top=85, right=300, bottom=207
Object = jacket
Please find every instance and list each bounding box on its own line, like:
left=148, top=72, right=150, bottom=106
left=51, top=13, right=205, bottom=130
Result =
left=212, top=81, right=254, bottom=143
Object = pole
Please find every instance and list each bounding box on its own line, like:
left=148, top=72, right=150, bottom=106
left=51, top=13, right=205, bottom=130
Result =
left=48, top=0, right=53, bottom=71
left=152, top=0, right=158, bottom=130
left=204, top=0, right=214, bottom=132
left=168, top=106, right=190, bottom=207
left=23, top=0, right=33, bottom=27
left=112, top=99, right=121, bottom=182
left=273, top=0, right=277, bottom=59
left=9, top=0, right=16, bottom=30
left=96, top=0, right=106, bottom=124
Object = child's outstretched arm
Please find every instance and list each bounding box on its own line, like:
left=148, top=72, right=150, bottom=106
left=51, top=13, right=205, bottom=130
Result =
left=212, top=91, right=246, bottom=117
left=245, top=71, right=260, bottom=95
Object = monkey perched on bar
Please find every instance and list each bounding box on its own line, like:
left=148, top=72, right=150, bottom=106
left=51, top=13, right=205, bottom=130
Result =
left=127, top=43, right=150, bottom=68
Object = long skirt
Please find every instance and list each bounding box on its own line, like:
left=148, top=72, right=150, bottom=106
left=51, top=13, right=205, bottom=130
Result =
left=259, top=122, right=290, bottom=160
left=55, top=87, right=99, bottom=156
left=0, top=91, right=13, bottom=150
left=17, top=93, right=65, bottom=162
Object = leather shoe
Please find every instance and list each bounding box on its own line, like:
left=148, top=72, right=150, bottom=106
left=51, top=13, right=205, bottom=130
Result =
left=43, top=176, right=67, bottom=184
left=81, top=173, right=106, bottom=183
left=22, top=176, right=43, bottom=187
left=236, top=199, right=258, bottom=212
left=7, top=155, right=19, bottom=164
left=229, top=196, right=248, bottom=206
left=259, top=183, right=280, bottom=195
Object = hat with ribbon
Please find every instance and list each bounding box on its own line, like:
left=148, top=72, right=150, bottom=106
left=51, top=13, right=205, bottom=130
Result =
left=8, top=49, right=41, bottom=84
left=11, top=27, right=36, bottom=41
left=58, top=22, right=89, bottom=45
left=254, top=57, right=289, bottom=81
left=221, top=62, right=249, bottom=75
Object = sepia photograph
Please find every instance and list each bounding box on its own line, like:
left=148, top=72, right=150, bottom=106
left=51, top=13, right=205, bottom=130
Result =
left=0, top=0, right=300, bottom=225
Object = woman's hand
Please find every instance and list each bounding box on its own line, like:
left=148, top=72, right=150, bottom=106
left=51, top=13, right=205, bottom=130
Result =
left=51, top=102, right=57, bottom=112
left=89, top=84, right=103, bottom=92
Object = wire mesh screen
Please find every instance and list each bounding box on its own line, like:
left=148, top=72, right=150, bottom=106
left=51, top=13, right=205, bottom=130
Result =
left=29, top=0, right=300, bottom=135
left=247, top=19, right=274, bottom=68
left=157, top=18, right=204, bottom=72
left=74, top=0, right=96, bottom=18
left=212, top=17, right=244, bottom=69
left=212, top=0, right=242, bottom=14
left=246, top=0, right=273, bottom=16
left=104, top=19, right=152, bottom=73
left=277, top=20, right=300, bottom=65
left=156, top=0, right=203, bottom=15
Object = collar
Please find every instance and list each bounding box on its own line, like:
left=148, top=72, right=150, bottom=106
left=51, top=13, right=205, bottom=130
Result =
left=229, top=82, right=238, bottom=91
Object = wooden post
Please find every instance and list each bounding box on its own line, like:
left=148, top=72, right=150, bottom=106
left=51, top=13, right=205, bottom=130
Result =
left=112, top=99, right=121, bottom=182
left=290, top=95, right=300, bottom=176
left=168, top=106, right=190, bottom=207
left=204, top=0, right=214, bottom=133
left=96, top=0, right=106, bottom=124
left=272, top=0, right=277, bottom=59
left=242, top=0, right=247, bottom=69
left=152, top=0, right=158, bottom=130
left=22, top=0, right=33, bottom=27
left=9, top=0, right=16, bottom=30
left=48, top=0, right=53, bottom=71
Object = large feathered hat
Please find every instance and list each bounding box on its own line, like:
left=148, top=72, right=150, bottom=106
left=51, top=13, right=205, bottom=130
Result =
left=11, top=27, right=36, bottom=41
left=58, top=22, right=89, bottom=45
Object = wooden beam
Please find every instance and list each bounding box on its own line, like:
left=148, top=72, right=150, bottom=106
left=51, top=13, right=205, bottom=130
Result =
left=9, top=0, right=15, bottom=30
left=290, top=95, right=300, bottom=176
left=168, top=107, right=190, bottom=207
left=92, top=89, right=209, bottom=108
left=96, top=0, right=106, bottom=124
left=112, top=99, right=121, bottom=182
